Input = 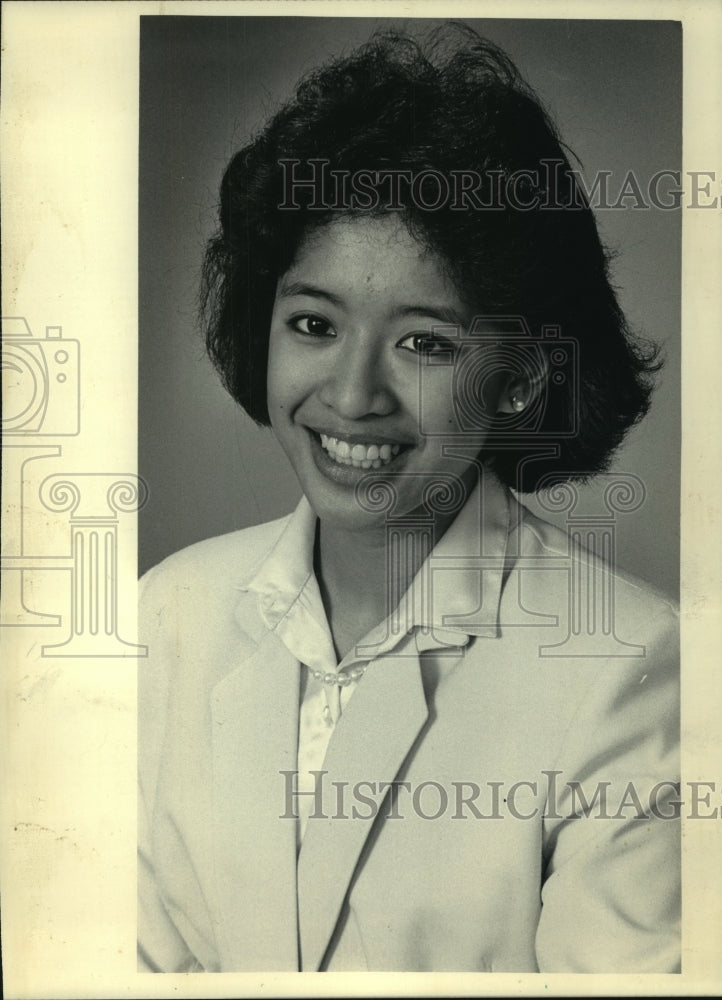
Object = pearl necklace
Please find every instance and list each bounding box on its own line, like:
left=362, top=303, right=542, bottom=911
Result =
left=308, top=664, right=367, bottom=687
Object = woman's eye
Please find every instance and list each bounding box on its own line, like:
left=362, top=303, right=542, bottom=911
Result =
left=290, top=314, right=335, bottom=338
left=398, top=332, right=455, bottom=357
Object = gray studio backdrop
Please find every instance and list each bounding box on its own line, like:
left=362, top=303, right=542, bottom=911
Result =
left=139, top=16, right=681, bottom=599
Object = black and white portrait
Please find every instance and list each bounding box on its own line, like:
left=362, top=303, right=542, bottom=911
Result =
left=137, top=15, right=683, bottom=975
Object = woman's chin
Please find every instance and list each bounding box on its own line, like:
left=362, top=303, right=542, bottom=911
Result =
left=292, top=442, right=400, bottom=530
left=287, top=427, right=473, bottom=531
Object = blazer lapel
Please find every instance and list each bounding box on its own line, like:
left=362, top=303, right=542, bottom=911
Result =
left=296, top=652, right=429, bottom=971
left=210, top=631, right=301, bottom=970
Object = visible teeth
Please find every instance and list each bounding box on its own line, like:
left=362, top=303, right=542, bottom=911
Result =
left=318, top=433, right=405, bottom=469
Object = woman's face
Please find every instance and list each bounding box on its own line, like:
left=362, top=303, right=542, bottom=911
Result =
left=267, top=214, right=507, bottom=530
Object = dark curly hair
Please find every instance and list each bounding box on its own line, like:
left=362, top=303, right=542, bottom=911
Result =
left=200, top=24, right=660, bottom=492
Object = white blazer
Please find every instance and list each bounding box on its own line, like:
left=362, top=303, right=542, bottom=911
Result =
left=138, top=490, right=679, bottom=973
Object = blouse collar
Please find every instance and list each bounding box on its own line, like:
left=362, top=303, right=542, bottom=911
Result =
left=239, top=467, right=512, bottom=666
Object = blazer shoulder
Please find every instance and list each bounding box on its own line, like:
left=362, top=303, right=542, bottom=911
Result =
left=511, top=496, right=678, bottom=635
left=139, top=515, right=291, bottom=600
left=138, top=517, right=291, bottom=694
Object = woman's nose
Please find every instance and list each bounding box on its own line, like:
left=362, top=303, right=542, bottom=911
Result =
left=318, top=340, right=395, bottom=419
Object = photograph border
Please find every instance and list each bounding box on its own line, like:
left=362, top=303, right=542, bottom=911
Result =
left=1, top=1, right=721, bottom=997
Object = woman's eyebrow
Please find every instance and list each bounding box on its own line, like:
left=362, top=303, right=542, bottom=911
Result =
left=276, top=281, right=344, bottom=307
left=277, top=282, right=467, bottom=328
left=394, top=304, right=467, bottom=328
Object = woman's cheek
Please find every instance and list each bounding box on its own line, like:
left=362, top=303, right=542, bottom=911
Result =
left=414, top=368, right=457, bottom=438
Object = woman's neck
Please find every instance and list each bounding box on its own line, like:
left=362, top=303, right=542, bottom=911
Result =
left=314, top=507, right=459, bottom=661
left=316, top=521, right=389, bottom=618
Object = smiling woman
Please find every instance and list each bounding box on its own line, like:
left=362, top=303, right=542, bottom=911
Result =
left=138, top=20, right=680, bottom=974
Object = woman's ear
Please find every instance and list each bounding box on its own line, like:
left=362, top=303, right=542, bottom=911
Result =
left=496, top=360, right=549, bottom=414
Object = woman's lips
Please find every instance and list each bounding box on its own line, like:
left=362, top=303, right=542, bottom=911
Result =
left=306, top=428, right=411, bottom=481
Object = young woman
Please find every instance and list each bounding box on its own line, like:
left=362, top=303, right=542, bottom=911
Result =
left=138, top=25, right=679, bottom=973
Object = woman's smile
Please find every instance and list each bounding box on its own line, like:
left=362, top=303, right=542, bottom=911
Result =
left=305, top=427, right=410, bottom=489
left=318, top=434, right=402, bottom=468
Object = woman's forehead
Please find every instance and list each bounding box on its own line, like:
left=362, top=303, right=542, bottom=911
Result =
left=282, top=214, right=466, bottom=310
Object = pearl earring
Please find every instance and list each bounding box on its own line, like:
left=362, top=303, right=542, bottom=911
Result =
left=511, top=394, right=525, bottom=412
